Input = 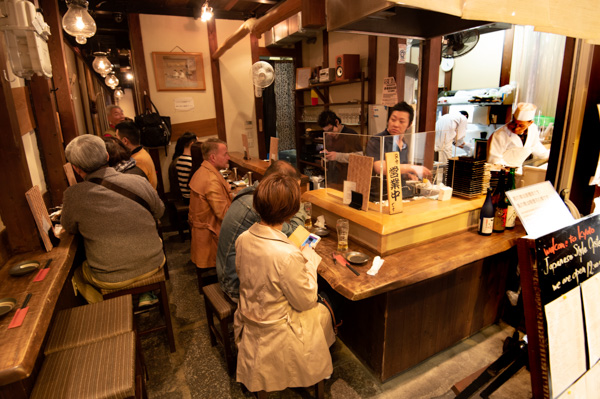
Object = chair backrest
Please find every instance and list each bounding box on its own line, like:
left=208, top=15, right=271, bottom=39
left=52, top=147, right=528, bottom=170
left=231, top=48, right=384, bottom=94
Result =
left=168, top=158, right=183, bottom=200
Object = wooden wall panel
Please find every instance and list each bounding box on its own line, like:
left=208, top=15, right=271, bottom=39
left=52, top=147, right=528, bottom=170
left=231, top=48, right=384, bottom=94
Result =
left=170, top=118, right=218, bottom=140
left=12, top=87, right=35, bottom=135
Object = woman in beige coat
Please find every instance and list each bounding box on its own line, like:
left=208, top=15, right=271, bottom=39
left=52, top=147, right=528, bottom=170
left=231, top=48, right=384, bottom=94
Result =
left=234, top=173, right=336, bottom=393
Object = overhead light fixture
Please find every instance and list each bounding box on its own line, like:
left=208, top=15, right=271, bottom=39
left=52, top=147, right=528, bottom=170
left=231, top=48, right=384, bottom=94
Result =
left=125, top=72, right=134, bottom=80
left=92, top=52, right=112, bottom=77
left=114, top=87, right=124, bottom=98
left=62, top=0, right=96, bottom=45
left=201, top=1, right=213, bottom=22
left=105, top=73, right=119, bottom=89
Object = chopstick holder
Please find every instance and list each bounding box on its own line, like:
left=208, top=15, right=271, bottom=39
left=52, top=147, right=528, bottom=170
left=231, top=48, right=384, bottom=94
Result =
left=33, top=258, right=52, bottom=282
left=8, top=293, right=32, bottom=329
left=332, top=253, right=360, bottom=276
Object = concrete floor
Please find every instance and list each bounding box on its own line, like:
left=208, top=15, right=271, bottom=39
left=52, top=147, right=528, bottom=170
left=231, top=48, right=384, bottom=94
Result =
left=138, top=231, right=532, bottom=398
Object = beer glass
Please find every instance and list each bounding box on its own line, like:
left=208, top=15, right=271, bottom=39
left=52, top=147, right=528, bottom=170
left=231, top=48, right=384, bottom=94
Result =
left=336, top=218, right=349, bottom=252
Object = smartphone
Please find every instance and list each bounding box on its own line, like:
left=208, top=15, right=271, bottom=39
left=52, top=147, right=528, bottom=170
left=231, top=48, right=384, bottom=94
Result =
left=301, top=233, right=321, bottom=249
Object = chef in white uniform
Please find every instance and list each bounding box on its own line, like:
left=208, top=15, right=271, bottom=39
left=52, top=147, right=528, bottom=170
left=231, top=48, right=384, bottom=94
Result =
left=487, top=102, right=550, bottom=167
left=435, top=111, right=469, bottom=163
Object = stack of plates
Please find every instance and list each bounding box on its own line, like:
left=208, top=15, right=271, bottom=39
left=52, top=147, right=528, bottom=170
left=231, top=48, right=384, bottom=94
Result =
left=444, top=157, right=490, bottom=198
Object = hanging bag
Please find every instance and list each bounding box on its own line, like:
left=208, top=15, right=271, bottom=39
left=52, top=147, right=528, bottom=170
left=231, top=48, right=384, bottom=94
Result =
left=135, top=95, right=171, bottom=148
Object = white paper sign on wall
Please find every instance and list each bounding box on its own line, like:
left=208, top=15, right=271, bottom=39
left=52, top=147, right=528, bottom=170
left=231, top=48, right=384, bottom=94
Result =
left=174, top=97, right=195, bottom=111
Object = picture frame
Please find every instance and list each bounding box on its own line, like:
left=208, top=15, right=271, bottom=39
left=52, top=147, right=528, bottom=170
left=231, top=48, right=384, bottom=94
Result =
left=152, top=52, right=206, bottom=91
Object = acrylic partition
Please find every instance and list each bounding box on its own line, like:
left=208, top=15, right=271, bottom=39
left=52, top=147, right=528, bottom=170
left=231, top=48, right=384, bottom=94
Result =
left=318, top=130, right=475, bottom=213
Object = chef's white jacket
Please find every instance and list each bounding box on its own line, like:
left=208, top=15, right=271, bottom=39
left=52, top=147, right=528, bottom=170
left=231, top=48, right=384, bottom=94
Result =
left=435, top=113, right=468, bottom=163
left=487, top=123, right=549, bottom=167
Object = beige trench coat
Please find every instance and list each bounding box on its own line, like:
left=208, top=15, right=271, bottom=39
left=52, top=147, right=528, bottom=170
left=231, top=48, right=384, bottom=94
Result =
left=234, top=223, right=335, bottom=392
left=188, top=161, right=232, bottom=268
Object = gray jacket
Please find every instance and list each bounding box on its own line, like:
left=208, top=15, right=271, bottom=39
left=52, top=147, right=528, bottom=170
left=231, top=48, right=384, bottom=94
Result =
left=61, top=167, right=165, bottom=283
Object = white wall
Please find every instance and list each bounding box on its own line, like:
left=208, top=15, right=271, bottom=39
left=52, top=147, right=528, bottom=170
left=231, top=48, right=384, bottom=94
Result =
left=451, top=30, right=505, bottom=90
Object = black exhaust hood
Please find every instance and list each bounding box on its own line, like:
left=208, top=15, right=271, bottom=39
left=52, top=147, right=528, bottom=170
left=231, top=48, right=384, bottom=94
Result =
left=327, top=2, right=511, bottom=40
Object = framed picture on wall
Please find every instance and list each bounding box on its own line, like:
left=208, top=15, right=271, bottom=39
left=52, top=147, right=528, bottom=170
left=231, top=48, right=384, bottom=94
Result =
left=152, top=52, right=206, bottom=91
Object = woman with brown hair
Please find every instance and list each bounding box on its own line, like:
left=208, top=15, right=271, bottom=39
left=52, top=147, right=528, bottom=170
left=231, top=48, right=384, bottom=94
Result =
left=234, top=173, right=335, bottom=393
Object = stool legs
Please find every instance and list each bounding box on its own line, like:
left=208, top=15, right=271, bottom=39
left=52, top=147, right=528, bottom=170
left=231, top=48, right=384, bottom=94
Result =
left=255, top=380, right=324, bottom=399
left=158, top=281, right=176, bottom=353
left=219, top=316, right=235, bottom=375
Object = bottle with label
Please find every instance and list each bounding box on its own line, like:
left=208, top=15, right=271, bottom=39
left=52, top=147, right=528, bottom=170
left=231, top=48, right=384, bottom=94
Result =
left=493, top=171, right=507, bottom=233
left=505, top=168, right=517, bottom=229
left=479, top=188, right=494, bottom=236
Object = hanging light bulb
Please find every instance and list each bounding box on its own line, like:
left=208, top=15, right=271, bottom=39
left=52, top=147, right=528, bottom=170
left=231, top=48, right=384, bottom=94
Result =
left=62, top=0, right=96, bottom=45
left=92, top=52, right=113, bottom=77
left=125, top=72, right=134, bottom=81
left=105, top=73, right=119, bottom=89
left=200, top=1, right=213, bottom=22
left=114, top=87, right=124, bottom=98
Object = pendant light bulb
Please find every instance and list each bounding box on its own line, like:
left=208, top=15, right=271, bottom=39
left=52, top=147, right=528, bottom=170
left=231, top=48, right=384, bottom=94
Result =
left=114, top=87, right=124, bottom=98
left=62, top=1, right=96, bottom=45
left=105, top=73, right=119, bottom=90
left=201, top=1, right=213, bottom=22
left=92, top=52, right=113, bottom=77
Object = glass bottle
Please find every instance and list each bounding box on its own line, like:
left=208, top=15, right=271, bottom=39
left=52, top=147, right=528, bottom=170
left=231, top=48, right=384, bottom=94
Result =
left=493, top=171, right=507, bottom=233
left=479, top=188, right=494, bottom=236
left=505, top=168, right=517, bottom=229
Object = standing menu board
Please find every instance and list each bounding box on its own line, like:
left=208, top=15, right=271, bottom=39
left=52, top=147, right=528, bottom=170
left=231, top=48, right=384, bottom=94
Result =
left=518, top=213, right=600, bottom=398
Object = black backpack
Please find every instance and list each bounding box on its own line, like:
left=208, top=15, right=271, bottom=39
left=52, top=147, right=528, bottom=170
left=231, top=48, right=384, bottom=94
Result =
left=135, top=96, right=171, bottom=148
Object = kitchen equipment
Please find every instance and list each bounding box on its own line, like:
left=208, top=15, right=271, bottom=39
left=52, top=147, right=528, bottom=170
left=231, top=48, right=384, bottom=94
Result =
left=344, top=251, right=369, bottom=265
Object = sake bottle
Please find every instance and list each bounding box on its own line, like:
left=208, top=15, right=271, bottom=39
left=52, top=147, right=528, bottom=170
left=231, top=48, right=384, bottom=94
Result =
left=505, top=168, right=517, bottom=229
left=479, top=188, right=494, bottom=236
left=493, top=171, right=507, bottom=233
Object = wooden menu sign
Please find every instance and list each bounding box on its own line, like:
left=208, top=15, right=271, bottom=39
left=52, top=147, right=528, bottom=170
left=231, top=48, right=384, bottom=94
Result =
left=25, top=185, right=54, bottom=252
left=385, top=152, right=403, bottom=214
left=63, top=162, right=77, bottom=186
left=346, top=154, right=373, bottom=211
left=269, top=137, right=279, bottom=162
left=518, top=214, right=600, bottom=398
left=242, top=133, right=249, bottom=160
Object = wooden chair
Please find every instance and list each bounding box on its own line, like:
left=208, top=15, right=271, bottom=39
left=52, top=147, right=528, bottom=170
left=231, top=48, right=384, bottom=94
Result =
left=166, top=158, right=190, bottom=242
left=101, top=269, right=176, bottom=353
left=202, top=283, right=237, bottom=375
left=256, top=380, right=324, bottom=399
left=32, top=332, right=145, bottom=399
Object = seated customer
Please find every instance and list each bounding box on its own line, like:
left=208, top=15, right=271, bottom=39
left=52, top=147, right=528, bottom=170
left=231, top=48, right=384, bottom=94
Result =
left=116, top=121, right=158, bottom=189
left=61, top=135, right=165, bottom=304
left=172, top=132, right=197, bottom=203
left=103, top=136, right=147, bottom=179
left=234, top=173, right=335, bottom=393
left=216, top=160, right=307, bottom=302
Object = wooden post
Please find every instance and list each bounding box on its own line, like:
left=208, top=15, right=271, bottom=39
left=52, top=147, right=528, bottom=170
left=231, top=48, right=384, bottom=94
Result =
left=29, top=76, right=69, bottom=206
left=207, top=18, right=227, bottom=143
left=368, top=36, right=377, bottom=105
left=128, top=14, right=151, bottom=115
left=388, top=38, right=406, bottom=102
left=418, top=36, right=442, bottom=170
left=39, top=0, right=79, bottom=145
left=0, top=33, right=41, bottom=254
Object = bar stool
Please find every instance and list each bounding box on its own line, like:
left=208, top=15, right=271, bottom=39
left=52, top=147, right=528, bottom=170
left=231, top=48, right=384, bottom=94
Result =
left=101, top=269, right=176, bottom=353
left=202, top=283, right=237, bottom=375
left=45, top=295, right=133, bottom=355
left=256, top=380, right=324, bottom=399
left=32, top=332, right=141, bottom=399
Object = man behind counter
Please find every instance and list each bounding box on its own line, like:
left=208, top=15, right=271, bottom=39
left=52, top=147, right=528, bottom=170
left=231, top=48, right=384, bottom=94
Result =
left=487, top=102, right=550, bottom=167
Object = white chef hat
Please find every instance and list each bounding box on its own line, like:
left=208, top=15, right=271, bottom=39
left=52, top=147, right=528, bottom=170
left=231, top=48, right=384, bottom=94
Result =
left=513, top=102, right=536, bottom=122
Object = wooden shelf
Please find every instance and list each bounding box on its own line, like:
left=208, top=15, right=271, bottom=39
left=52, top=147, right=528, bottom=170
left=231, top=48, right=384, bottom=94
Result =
left=295, top=77, right=366, bottom=92
left=298, top=101, right=363, bottom=108
left=298, top=159, right=323, bottom=168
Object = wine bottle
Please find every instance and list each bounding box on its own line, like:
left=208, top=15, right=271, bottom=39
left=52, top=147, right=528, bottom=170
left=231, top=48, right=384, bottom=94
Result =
left=479, top=188, right=494, bottom=236
left=505, top=168, right=517, bottom=229
left=493, top=171, right=507, bottom=233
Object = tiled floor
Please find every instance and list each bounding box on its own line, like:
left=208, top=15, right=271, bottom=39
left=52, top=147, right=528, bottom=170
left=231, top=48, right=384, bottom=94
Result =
left=139, top=231, right=532, bottom=398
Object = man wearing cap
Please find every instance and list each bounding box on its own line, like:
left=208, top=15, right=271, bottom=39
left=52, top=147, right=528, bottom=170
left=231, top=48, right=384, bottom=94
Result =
left=487, top=102, right=550, bottom=166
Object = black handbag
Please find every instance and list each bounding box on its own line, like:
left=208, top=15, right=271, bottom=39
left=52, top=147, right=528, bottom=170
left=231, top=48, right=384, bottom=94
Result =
left=135, top=96, right=171, bottom=148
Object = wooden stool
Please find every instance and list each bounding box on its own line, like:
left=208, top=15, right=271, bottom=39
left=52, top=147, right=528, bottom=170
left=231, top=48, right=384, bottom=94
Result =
left=45, top=295, right=133, bottom=355
left=31, top=332, right=142, bottom=399
left=202, top=283, right=237, bottom=375
left=256, top=380, right=324, bottom=399
left=101, top=269, right=176, bottom=353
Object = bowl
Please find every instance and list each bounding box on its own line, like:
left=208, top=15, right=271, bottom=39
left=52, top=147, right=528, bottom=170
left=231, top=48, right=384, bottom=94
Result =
left=9, top=260, right=40, bottom=276
left=344, top=251, right=369, bottom=265
left=312, top=227, right=329, bottom=237
left=0, top=298, right=17, bottom=317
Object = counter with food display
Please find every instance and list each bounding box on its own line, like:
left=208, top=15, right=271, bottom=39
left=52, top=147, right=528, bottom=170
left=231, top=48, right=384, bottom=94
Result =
left=305, top=188, right=524, bottom=381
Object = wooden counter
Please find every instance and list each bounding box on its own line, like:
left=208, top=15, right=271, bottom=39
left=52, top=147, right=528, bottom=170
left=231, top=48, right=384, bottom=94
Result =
left=228, top=151, right=271, bottom=178
left=0, top=235, right=78, bottom=394
left=304, top=188, right=485, bottom=255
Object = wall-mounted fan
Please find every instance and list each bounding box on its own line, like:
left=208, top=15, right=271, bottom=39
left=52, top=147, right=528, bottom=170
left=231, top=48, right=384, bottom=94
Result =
left=442, top=30, right=480, bottom=59
left=251, top=61, right=275, bottom=97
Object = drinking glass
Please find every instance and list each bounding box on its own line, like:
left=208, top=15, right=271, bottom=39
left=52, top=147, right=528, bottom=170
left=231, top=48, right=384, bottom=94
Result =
left=336, top=218, right=349, bottom=252
left=304, top=202, right=313, bottom=229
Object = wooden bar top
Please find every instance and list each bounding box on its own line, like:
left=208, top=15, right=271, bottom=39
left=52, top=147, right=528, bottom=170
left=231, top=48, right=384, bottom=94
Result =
left=0, top=235, right=78, bottom=385
left=315, top=224, right=525, bottom=301
left=229, top=151, right=271, bottom=176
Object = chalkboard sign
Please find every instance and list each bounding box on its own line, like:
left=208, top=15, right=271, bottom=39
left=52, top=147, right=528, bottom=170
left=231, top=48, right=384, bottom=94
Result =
left=535, top=214, right=600, bottom=305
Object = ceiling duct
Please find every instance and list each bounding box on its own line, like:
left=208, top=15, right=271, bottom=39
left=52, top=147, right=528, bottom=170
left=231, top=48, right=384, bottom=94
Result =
left=264, top=12, right=322, bottom=47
